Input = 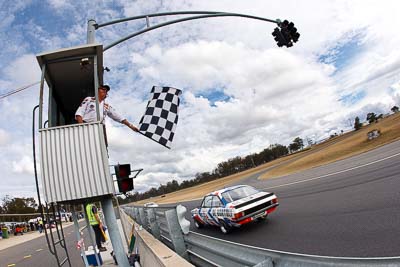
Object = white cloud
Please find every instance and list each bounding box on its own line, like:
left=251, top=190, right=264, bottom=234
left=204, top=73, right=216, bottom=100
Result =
left=4, top=54, right=41, bottom=86
left=47, top=0, right=71, bottom=9
left=12, top=155, right=34, bottom=175
left=0, top=129, right=10, bottom=146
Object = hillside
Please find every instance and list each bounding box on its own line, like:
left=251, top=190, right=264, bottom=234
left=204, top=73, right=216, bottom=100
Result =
left=260, top=112, right=400, bottom=179
left=137, top=112, right=400, bottom=204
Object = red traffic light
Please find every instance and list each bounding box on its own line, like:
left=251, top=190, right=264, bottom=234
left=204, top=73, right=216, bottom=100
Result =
left=115, top=164, right=134, bottom=193
left=115, top=164, right=131, bottom=179
left=117, top=178, right=134, bottom=194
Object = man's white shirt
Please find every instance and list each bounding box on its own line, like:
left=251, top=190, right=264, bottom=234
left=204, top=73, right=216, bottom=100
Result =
left=75, top=97, right=125, bottom=123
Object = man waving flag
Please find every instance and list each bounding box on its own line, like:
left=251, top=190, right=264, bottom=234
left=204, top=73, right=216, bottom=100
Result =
left=138, top=86, right=182, bottom=149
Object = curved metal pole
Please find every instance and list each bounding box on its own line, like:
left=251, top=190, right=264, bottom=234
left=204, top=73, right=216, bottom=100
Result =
left=96, top=11, right=222, bottom=28
left=103, top=12, right=279, bottom=51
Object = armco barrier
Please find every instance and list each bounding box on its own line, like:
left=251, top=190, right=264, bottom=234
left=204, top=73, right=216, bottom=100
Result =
left=123, top=205, right=400, bottom=267
left=119, top=207, right=193, bottom=267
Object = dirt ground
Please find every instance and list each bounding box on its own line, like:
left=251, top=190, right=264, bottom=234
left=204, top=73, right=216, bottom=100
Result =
left=136, top=112, right=400, bottom=205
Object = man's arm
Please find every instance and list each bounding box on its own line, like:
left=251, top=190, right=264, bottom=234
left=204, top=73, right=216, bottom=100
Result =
left=76, top=115, right=84, bottom=123
left=121, top=119, right=139, bottom=132
left=105, top=104, right=139, bottom=132
left=92, top=206, right=102, bottom=226
left=75, top=97, right=90, bottom=123
left=95, top=213, right=102, bottom=226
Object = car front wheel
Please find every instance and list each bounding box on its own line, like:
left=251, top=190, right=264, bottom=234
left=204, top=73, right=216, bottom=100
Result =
left=194, top=220, right=203, bottom=229
left=219, top=220, right=232, bottom=234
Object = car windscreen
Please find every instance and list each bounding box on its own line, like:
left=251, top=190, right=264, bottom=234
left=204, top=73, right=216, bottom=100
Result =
left=221, top=186, right=259, bottom=202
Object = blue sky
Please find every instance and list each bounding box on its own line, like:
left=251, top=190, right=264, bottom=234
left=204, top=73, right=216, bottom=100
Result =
left=197, top=89, right=231, bottom=106
left=0, top=0, right=400, bottom=200
left=340, top=90, right=367, bottom=106
left=319, top=31, right=368, bottom=105
left=318, top=31, right=365, bottom=72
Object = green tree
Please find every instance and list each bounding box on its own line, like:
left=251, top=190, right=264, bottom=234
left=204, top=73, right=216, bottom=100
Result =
left=391, top=106, right=399, bottom=113
left=270, top=144, right=289, bottom=158
left=289, top=142, right=300, bottom=152
left=1, top=196, right=38, bottom=214
left=366, top=112, right=377, bottom=124
left=293, top=137, right=304, bottom=150
left=354, top=116, right=362, bottom=130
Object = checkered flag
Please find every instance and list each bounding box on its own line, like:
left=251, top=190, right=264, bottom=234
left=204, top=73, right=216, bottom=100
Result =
left=138, top=86, right=182, bottom=149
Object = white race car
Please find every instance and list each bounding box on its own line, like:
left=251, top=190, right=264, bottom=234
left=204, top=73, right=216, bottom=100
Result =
left=191, top=185, right=278, bottom=234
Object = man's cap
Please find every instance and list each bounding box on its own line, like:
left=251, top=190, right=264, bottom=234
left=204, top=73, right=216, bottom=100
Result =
left=99, top=84, right=110, bottom=91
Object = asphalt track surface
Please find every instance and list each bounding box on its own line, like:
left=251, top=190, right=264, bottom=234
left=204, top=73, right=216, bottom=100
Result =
left=0, top=223, right=86, bottom=267
left=182, top=140, right=400, bottom=257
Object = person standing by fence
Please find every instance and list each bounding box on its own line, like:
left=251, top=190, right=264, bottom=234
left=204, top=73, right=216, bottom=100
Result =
left=38, top=219, right=43, bottom=233
left=86, top=203, right=107, bottom=252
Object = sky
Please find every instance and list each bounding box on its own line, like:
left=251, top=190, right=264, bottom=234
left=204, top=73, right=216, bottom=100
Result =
left=0, top=0, right=400, bottom=201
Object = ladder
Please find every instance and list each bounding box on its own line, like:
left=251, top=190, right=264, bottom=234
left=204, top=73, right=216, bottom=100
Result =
left=41, top=203, right=72, bottom=267
left=32, top=106, right=71, bottom=267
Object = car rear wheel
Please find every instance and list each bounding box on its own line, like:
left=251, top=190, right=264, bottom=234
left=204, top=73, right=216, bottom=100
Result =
left=219, top=220, right=232, bottom=234
left=194, top=220, right=203, bottom=229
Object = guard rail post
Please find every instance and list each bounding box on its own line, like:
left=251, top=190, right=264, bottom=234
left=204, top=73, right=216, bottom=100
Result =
left=136, top=208, right=141, bottom=225
left=147, top=208, right=161, bottom=239
left=138, top=208, right=148, bottom=229
left=133, top=208, right=139, bottom=221
left=253, top=259, right=273, bottom=267
left=128, top=207, right=135, bottom=218
left=165, top=208, right=188, bottom=260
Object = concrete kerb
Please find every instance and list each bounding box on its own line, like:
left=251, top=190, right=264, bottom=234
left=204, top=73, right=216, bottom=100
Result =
left=119, top=208, right=194, bottom=267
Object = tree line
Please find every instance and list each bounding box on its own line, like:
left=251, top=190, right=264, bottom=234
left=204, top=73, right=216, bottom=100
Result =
left=354, top=105, right=398, bottom=130
left=0, top=196, right=38, bottom=214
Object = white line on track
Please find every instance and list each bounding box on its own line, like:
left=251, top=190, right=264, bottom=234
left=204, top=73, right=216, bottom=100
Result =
left=262, top=151, right=400, bottom=190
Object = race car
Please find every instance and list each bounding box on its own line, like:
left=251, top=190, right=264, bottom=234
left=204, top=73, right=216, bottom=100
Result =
left=144, top=202, right=159, bottom=208
left=191, top=185, right=278, bottom=234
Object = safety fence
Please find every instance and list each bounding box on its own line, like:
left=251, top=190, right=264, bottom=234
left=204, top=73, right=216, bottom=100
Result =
left=123, top=205, right=400, bottom=267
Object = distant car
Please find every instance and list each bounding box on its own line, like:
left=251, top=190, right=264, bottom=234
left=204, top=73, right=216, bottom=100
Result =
left=191, top=185, right=279, bottom=234
left=144, top=202, right=159, bottom=208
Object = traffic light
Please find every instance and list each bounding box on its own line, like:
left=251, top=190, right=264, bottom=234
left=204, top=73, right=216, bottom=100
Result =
left=286, top=21, right=300, bottom=43
left=115, top=164, right=131, bottom=178
left=117, top=179, right=134, bottom=194
left=115, top=164, right=133, bottom=194
left=279, top=20, right=293, bottom=47
left=272, top=27, right=286, bottom=47
left=272, top=20, right=300, bottom=48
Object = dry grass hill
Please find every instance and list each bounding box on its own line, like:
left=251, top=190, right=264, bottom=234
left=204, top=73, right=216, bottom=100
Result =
left=136, top=112, right=400, bottom=205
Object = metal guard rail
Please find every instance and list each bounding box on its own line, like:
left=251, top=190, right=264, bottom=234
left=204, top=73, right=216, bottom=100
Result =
left=123, top=205, right=400, bottom=267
